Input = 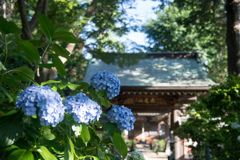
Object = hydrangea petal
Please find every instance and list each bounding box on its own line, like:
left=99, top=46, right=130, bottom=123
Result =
left=107, top=105, right=135, bottom=131
left=90, top=70, right=120, bottom=99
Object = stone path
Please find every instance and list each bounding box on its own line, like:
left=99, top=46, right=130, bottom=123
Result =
left=135, top=144, right=168, bottom=160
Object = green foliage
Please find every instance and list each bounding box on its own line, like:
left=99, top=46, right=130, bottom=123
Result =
left=143, top=1, right=227, bottom=82
left=0, top=17, right=133, bottom=160
left=175, top=75, right=240, bottom=159
left=153, top=139, right=165, bottom=153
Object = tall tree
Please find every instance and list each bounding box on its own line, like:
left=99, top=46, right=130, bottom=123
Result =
left=143, top=1, right=227, bottom=82
left=226, top=0, right=240, bottom=76
left=1, top=0, right=137, bottom=83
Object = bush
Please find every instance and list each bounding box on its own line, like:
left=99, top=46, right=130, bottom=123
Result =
left=175, top=75, right=240, bottom=159
left=0, top=16, right=140, bottom=160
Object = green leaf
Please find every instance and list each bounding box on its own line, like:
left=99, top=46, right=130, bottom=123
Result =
left=0, top=18, right=20, bottom=35
left=14, top=39, right=40, bottom=63
left=80, top=123, right=91, bottom=146
left=77, top=82, right=90, bottom=90
left=8, top=67, right=34, bottom=81
left=52, top=43, right=70, bottom=59
left=0, top=145, right=19, bottom=154
left=28, top=40, right=45, bottom=48
left=35, top=146, right=57, bottom=160
left=41, top=80, right=62, bottom=86
left=55, top=27, right=70, bottom=32
left=8, top=149, right=34, bottom=160
left=103, top=122, right=119, bottom=136
left=113, top=132, right=128, bottom=159
left=100, top=137, right=112, bottom=145
left=64, top=136, right=75, bottom=160
left=0, top=85, right=13, bottom=102
left=52, top=32, right=78, bottom=43
left=0, top=110, right=23, bottom=147
left=6, top=75, right=32, bottom=82
left=44, top=134, right=55, bottom=141
left=79, top=155, right=100, bottom=160
left=38, top=63, right=55, bottom=69
left=51, top=54, right=66, bottom=78
left=38, top=14, right=55, bottom=39
left=51, top=86, right=57, bottom=91
left=100, top=96, right=111, bottom=109
left=2, top=76, right=19, bottom=89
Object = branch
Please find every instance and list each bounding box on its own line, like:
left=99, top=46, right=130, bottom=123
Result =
left=41, top=0, right=48, bottom=15
left=17, top=0, right=32, bottom=39
left=29, top=0, right=44, bottom=31
left=65, top=0, right=99, bottom=55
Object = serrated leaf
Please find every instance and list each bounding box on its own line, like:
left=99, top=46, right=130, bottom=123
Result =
left=41, top=80, right=62, bottom=86
left=0, top=85, right=13, bottom=102
left=51, top=54, right=66, bottom=78
left=8, top=67, right=34, bottom=81
left=113, top=132, right=128, bottom=159
left=2, top=76, right=18, bottom=89
left=39, top=63, right=55, bottom=69
left=80, top=123, right=91, bottom=146
left=28, top=40, right=45, bottom=48
left=38, top=14, right=55, bottom=39
left=8, top=149, right=34, bottom=160
left=35, top=146, right=57, bottom=160
left=80, top=155, right=100, bottom=160
left=6, top=75, right=32, bottom=82
left=77, top=82, right=90, bottom=90
left=0, top=145, right=19, bottom=154
left=14, top=39, right=40, bottom=63
left=44, top=134, right=55, bottom=140
left=55, top=27, right=70, bottom=32
left=0, top=18, right=20, bottom=35
left=51, top=86, right=58, bottom=91
left=103, top=122, right=119, bottom=136
left=52, top=43, right=70, bottom=59
left=52, top=32, right=78, bottom=43
left=100, top=137, right=112, bottom=145
left=0, top=110, right=23, bottom=147
left=64, top=136, right=75, bottom=160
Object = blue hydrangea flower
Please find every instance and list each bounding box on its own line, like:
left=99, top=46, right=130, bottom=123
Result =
left=107, top=105, right=135, bottom=131
left=15, top=84, right=65, bottom=127
left=63, top=93, right=102, bottom=124
left=90, top=70, right=120, bottom=99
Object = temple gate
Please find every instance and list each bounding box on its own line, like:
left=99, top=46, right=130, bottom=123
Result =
left=83, top=52, right=215, bottom=160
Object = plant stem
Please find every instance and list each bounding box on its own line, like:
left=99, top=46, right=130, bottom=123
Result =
left=0, top=35, right=8, bottom=82
left=30, top=41, right=52, bottom=86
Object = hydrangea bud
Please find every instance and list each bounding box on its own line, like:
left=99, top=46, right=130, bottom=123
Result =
left=107, top=105, right=135, bottom=131
left=90, top=70, right=120, bottom=99
left=15, top=84, right=65, bottom=127
left=126, top=151, right=146, bottom=160
left=231, top=122, right=240, bottom=129
left=63, top=93, right=102, bottom=124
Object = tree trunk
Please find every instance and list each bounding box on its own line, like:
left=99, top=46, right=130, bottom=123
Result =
left=226, top=0, right=240, bottom=75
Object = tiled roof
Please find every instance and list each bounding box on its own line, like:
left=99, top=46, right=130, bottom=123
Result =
left=83, top=52, right=216, bottom=87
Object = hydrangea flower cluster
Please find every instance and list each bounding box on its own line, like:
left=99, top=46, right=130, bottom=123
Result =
left=15, top=84, right=65, bottom=127
left=63, top=93, right=102, bottom=124
left=90, top=70, right=120, bottom=99
left=107, top=105, right=135, bottom=131
left=125, top=151, right=146, bottom=160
